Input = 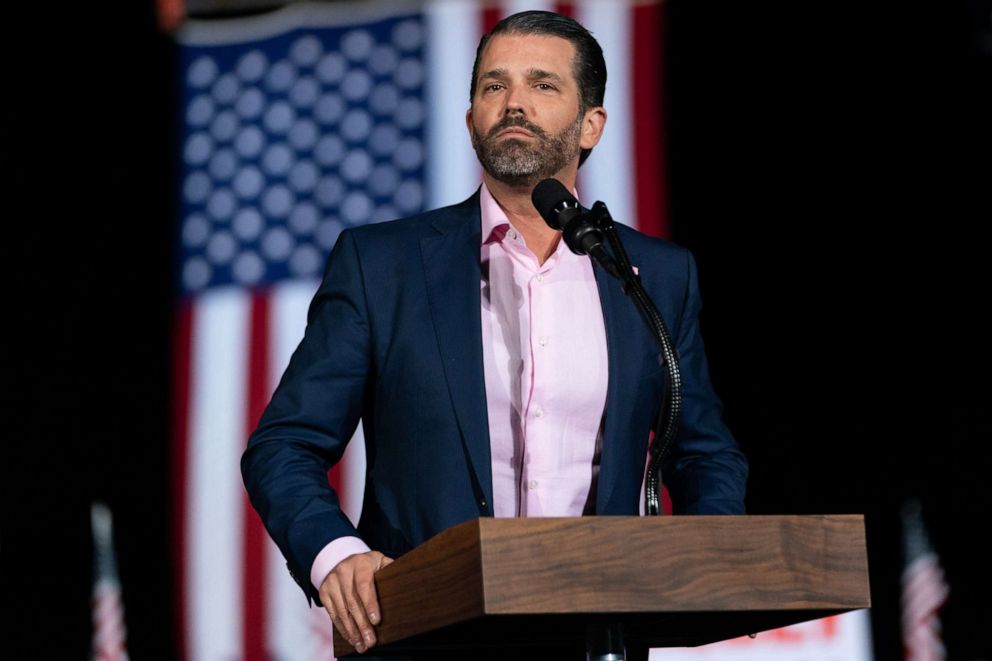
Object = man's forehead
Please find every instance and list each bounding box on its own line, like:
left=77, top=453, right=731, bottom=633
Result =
left=477, top=32, right=577, bottom=76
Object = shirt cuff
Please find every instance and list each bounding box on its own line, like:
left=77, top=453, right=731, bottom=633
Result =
left=310, top=536, right=373, bottom=591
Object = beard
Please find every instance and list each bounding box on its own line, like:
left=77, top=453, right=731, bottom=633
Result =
left=471, top=112, right=582, bottom=188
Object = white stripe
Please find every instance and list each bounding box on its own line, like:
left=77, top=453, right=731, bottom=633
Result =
left=650, top=609, right=875, bottom=659
left=187, top=288, right=249, bottom=661
left=575, top=0, right=637, bottom=229
left=340, top=425, right=367, bottom=525
left=503, top=0, right=555, bottom=15
left=425, top=0, right=482, bottom=207
left=267, top=281, right=326, bottom=661
left=179, top=0, right=425, bottom=46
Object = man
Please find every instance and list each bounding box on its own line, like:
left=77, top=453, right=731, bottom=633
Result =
left=242, top=10, right=747, bottom=657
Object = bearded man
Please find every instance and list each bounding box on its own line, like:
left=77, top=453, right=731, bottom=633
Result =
left=242, top=10, right=747, bottom=658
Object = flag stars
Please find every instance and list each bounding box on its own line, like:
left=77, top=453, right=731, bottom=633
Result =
left=187, top=56, right=218, bottom=88
left=179, top=15, right=426, bottom=293
left=236, top=50, right=268, bottom=83
left=289, top=35, right=323, bottom=67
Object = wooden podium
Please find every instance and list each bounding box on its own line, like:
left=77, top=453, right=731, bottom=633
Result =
left=333, top=515, right=869, bottom=656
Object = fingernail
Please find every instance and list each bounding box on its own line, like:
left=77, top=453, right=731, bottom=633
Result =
left=369, top=612, right=379, bottom=624
left=364, top=630, right=375, bottom=645
left=355, top=641, right=366, bottom=653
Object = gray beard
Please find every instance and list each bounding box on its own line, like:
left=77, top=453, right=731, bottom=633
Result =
left=472, top=114, right=582, bottom=189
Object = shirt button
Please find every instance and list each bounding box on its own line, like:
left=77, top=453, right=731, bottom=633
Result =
left=538, top=336, right=548, bottom=347
left=508, top=229, right=518, bottom=240
left=528, top=480, right=538, bottom=490
left=534, top=407, right=544, bottom=418
left=536, top=274, right=545, bottom=282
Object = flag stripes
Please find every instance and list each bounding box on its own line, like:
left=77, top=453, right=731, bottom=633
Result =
left=244, top=293, right=271, bottom=660
left=632, top=1, right=668, bottom=237
left=91, top=503, right=130, bottom=661
left=188, top=290, right=249, bottom=660
left=170, top=302, right=193, bottom=660
left=901, top=500, right=949, bottom=661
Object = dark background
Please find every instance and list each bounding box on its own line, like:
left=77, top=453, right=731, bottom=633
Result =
left=4, top=1, right=990, bottom=659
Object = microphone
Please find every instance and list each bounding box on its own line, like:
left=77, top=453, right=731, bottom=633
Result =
left=531, top=178, right=620, bottom=277
left=531, top=178, right=583, bottom=232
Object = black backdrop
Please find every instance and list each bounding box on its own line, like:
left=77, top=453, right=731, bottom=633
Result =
left=4, top=1, right=990, bottom=659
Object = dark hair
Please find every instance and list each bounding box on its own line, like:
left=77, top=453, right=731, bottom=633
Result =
left=470, top=11, right=607, bottom=166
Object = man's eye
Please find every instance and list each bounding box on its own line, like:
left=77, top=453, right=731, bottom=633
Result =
left=485, top=83, right=504, bottom=92
left=536, top=83, right=556, bottom=91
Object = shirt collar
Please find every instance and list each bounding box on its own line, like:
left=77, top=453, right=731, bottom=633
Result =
left=479, top=181, right=580, bottom=247
left=480, top=182, right=510, bottom=245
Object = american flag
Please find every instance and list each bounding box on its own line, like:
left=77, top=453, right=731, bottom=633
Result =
left=172, top=1, right=666, bottom=659
left=91, top=502, right=130, bottom=661
left=901, top=500, right=949, bottom=661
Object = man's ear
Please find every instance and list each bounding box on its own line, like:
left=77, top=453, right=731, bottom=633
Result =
left=579, top=106, right=607, bottom=151
left=465, top=107, right=475, bottom=144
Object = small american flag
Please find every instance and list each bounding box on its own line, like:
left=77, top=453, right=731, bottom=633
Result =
left=173, top=2, right=666, bottom=659
left=91, top=502, right=130, bottom=661
left=901, top=499, right=949, bottom=661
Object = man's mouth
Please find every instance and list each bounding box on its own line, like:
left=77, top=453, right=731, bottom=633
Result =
left=497, top=127, right=535, bottom=139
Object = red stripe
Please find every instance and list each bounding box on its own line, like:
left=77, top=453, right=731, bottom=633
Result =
left=554, top=2, right=574, bottom=18
left=482, top=6, right=501, bottom=33
left=631, top=2, right=670, bottom=238
left=155, top=0, right=184, bottom=31
left=243, top=293, right=270, bottom=660
left=171, top=301, right=193, bottom=661
left=328, top=462, right=347, bottom=512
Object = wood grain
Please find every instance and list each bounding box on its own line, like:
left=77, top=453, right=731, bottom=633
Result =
left=333, top=515, right=869, bottom=655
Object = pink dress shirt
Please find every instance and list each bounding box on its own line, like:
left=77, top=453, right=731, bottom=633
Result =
left=310, top=183, right=609, bottom=589
left=479, top=184, right=609, bottom=517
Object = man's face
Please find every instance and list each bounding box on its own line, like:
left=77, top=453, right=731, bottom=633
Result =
left=467, top=33, right=604, bottom=188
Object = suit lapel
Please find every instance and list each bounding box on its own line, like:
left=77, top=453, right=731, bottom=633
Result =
left=594, top=258, right=643, bottom=514
left=419, top=196, right=494, bottom=512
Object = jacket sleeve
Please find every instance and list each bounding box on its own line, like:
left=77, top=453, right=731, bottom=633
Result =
left=663, top=250, right=749, bottom=514
left=241, top=229, right=372, bottom=602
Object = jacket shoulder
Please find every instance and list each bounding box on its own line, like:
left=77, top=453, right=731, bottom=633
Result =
left=613, top=222, right=690, bottom=260
left=346, top=193, right=479, bottom=245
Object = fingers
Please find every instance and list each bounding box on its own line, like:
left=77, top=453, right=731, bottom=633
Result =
left=355, top=555, right=381, bottom=628
left=320, top=571, right=364, bottom=652
left=319, top=551, right=392, bottom=654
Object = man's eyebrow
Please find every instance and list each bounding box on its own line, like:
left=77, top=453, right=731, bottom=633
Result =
left=526, top=68, right=564, bottom=82
left=477, top=68, right=566, bottom=82
left=478, top=68, right=508, bottom=81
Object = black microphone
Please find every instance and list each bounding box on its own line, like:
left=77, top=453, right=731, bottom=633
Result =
left=532, top=178, right=583, bottom=232
left=531, top=178, right=620, bottom=277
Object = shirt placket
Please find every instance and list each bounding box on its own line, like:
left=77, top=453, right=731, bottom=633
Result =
left=520, top=257, right=557, bottom=516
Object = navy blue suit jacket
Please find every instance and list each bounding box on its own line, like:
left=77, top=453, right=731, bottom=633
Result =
left=242, top=192, right=747, bottom=602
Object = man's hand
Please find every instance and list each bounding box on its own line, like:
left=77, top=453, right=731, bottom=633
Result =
left=318, top=551, right=393, bottom=654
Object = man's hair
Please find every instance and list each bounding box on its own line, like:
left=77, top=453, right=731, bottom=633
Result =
left=470, top=10, right=607, bottom=166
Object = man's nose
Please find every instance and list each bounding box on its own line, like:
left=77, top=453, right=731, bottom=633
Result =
left=503, top=86, right=526, bottom=115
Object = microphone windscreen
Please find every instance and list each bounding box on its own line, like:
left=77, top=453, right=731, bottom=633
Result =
left=531, top=178, right=576, bottom=230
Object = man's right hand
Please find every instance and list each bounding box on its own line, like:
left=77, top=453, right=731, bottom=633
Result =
left=318, top=550, right=393, bottom=654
